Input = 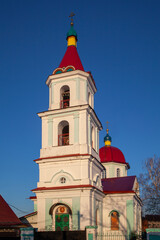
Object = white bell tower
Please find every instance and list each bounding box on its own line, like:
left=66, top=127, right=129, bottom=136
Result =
left=32, top=21, right=104, bottom=232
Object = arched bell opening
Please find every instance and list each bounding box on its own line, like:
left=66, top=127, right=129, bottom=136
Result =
left=58, top=121, right=69, bottom=146
left=60, top=85, right=70, bottom=109
left=49, top=203, right=72, bottom=231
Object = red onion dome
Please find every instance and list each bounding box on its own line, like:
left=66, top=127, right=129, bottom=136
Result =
left=100, top=126, right=127, bottom=164
left=99, top=145, right=126, bottom=164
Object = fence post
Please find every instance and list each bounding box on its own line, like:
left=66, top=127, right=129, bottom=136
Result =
left=20, top=227, right=34, bottom=240
left=86, top=226, right=97, bottom=240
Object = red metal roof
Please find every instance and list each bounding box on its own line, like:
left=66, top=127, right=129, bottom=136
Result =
left=0, top=195, right=22, bottom=226
left=59, top=45, right=84, bottom=71
left=99, top=145, right=126, bottom=164
left=102, top=176, right=136, bottom=193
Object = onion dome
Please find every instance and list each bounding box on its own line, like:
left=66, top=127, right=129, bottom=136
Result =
left=66, top=24, right=78, bottom=42
left=58, top=21, right=84, bottom=71
left=100, top=127, right=127, bottom=165
left=100, top=146, right=126, bottom=164
left=104, top=128, right=112, bottom=146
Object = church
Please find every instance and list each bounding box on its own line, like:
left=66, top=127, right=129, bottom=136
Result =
left=24, top=19, right=142, bottom=236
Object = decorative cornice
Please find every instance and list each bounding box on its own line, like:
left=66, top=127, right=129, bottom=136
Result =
left=31, top=184, right=104, bottom=195
left=34, top=153, right=90, bottom=162
left=103, top=190, right=135, bottom=194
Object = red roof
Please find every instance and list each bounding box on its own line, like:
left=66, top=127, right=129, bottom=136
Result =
left=99, top=146, right=126, bottom=164
left=102, top=176, right=136, bottom=193
left=59, top=45, right=84, bottom=71
left=0, top=195, right=22, bottom=226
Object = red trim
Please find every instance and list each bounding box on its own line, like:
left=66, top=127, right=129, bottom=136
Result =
left=29, top=196, right=37, bottom=200
left=31, top=184, right=103, bottom=193
left=34, top=154, right=90, bottom=162
left=58, top=133, right=69, bottom=146
left=103, top=161, right=127, bottom=165
left=20, top=211, right=37, bottom=218
left=60, top=99, right=70, bottom=109
left=103, top=191, right=135, bottom=194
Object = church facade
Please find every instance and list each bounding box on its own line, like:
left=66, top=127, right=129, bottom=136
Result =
left=27, top=21, right=142, bottom=235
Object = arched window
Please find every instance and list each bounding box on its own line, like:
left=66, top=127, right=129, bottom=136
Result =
left=91, top=126, right=95, bottom=149
left=95, top=208, right=99, bottom=226
left=58, top=121, right=69, bottom=146
left=117, top=168, right=120, bottom=177
left=65, top=66, right=75, bottom=72
left=102, top=169, right=106, bottom=179
left=88, top=92, right=91, bottom=106
left=60, top=85, right=70, bottom=109
left=111, top=211, right=119, bottom=230
left=60, top=177, right=66, bottom=184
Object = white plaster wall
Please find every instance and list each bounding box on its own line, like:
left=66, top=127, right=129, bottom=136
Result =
left=79, top=110, right=88, bottom=145
left=46, top=71, right=97, bottom=110
left=35, top=70, right=103, bottom=232
left=79, top=79, right=86, bottom=104
left=133, top=197, right=142, bottom=233
left=35, top=188, right=103, bottom=231
left=50, top=78, right=76, bottom=110
left=38, top=159, right=84, bottom=185
left=102, top=194, right=134, bottom=233
left=37, top=157, right=103, bottom=190
left=37, top=197, right=46, bottom=231
left=102, top=162, right=127, bottom=178
left=41, top=116, right=48, bottom=149
left=26, top=214, right=38, bottom=229
left=49, top=75, right=90, bottom=110
left=53, top=114, right=74, bottom=146
left=39, top=108, right=101, bottom=159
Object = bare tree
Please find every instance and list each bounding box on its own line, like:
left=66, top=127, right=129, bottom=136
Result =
left=138, top=156, right=160, bottom=215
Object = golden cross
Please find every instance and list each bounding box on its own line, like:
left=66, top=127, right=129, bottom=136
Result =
left=106, top=121, right=109, bottom=133
left=69, top=12, right=75, bottom=25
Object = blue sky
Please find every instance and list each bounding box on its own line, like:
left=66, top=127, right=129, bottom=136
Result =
left=0, top=0, right=160, bottom=217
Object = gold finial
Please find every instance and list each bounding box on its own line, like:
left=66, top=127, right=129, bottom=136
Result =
left=106, top=121, right=109, bottom=134
left=104, top=121, right=111, bottom=146
left=69, top=12, right=75, bottom=25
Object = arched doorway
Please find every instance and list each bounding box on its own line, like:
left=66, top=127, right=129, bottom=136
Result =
left=49, top=203, right=72, bottom=231
left=55, top=206, right=69, bottom=231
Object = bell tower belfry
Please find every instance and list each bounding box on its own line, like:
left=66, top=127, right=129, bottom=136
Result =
left=32, top=20, right=104, bottom=231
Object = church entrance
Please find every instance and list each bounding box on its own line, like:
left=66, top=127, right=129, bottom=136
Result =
left=55, top=205, right=70, bottom=231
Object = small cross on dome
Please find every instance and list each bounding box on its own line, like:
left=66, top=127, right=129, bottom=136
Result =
left=106, top=121, right=109, bottom=134
left=69, top=12, right=75, bottom=25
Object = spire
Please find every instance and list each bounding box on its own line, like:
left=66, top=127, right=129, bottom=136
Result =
left=67, top=12, right=77, bottom=47
left=104, top=121, right=112, bottom=146
left=58, top=15, right=84, bottom=71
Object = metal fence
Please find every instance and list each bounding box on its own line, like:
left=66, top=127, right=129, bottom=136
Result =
left=97, top=232, right=146, bottom=240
